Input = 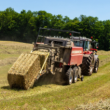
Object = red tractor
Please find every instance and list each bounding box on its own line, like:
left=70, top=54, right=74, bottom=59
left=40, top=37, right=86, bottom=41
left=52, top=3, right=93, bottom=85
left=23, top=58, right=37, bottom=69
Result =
left=71, top=36, right=99, bottom=76
left=8, top=28, right=99, bottom=90
left=33, top=28, right=99, bottom=85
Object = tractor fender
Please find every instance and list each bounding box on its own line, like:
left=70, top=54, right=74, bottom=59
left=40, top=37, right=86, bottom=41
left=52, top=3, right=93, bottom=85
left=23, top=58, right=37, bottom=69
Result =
left=94, top=55, right=98, bottom=62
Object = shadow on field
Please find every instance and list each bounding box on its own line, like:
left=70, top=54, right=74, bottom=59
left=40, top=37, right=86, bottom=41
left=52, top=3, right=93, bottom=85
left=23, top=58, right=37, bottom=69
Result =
left=1, top=86, right=10, bottom=90
left=1, top=86, right=23, bottom=91
left=1, top=72, right=66, bottom=91
left=34, top=72, right=66, bottom=87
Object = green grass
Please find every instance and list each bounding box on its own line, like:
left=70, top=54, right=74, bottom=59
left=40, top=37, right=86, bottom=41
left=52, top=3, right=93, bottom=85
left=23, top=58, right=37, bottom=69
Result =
left=1, top=63, right=110, bottom=110
left=0, top=54, right=19, bottom=59
left=98, top=55, right=109, bottom=60
left=0, top=41, right=110, bottom=110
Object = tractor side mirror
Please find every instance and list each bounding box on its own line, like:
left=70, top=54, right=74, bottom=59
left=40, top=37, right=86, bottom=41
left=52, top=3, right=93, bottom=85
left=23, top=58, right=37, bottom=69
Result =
left=96, top=43, right=99, bottom=49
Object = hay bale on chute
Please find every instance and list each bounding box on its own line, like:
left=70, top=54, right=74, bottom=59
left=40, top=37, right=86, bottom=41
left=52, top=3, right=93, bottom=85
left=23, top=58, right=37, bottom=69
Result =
left=8, top=51, right=49, bottom=90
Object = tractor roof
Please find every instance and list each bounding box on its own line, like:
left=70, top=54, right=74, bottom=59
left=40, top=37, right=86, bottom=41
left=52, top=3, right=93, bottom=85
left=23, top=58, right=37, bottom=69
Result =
left=45, top=37, right=71, bottom=41
left=36, top=27, right=80, bottom=42
left=70, top=36, right=92, bottom=42
left=39, top=27, right=80, bottom=34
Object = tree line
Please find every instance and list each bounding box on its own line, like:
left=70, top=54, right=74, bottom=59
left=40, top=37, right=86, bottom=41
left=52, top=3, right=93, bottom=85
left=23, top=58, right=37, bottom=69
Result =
left=0, top=7, right=110, bottom=50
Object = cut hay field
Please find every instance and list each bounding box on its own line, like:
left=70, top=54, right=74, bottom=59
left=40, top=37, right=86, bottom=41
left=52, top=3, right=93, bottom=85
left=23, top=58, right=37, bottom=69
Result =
left=0, top=41, right=110, bottom=110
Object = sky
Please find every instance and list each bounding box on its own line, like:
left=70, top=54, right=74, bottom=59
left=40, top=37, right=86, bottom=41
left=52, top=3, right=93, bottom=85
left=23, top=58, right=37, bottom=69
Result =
left=0, top=0, right=110, bottom=21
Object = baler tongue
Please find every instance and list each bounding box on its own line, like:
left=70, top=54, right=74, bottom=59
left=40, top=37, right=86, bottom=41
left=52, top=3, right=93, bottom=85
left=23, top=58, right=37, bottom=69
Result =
left=7, top=51, right=49, bottom=90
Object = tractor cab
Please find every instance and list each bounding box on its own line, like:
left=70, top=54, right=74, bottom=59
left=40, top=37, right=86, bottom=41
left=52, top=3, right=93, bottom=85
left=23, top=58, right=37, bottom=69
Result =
left=70, top=36, right=99, bottom=75
left=71, top=36, right=99, bottom=53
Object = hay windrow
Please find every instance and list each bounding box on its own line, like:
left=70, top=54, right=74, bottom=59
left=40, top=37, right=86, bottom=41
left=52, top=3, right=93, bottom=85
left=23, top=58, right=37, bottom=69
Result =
left=0, top=58, right=17, bottom=66
left=7, top=51, right=49, bottom=90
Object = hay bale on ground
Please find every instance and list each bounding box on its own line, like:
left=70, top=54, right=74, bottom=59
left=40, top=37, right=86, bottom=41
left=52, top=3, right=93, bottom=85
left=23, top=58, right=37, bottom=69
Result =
left=8, top=51, right=49, bottom=90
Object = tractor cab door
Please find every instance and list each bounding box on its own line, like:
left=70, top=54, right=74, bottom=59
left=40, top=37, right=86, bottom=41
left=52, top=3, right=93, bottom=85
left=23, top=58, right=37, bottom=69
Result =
left=83, top=41, right=92, bottom=51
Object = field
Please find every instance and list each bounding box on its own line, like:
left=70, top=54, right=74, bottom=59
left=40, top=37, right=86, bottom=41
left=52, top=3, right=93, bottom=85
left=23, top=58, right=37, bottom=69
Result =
left=0, top=41, right=110, bottom=110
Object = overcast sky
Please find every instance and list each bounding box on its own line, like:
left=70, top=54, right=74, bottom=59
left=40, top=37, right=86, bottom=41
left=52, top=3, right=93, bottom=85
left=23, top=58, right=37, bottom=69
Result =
left=0, top=0, right=110, bottom=21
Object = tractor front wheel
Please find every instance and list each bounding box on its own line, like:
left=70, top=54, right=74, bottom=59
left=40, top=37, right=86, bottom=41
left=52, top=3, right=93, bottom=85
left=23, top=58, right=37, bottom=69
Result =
left=94, top=58, right=99, bottom=73
left=82, top=54, right=94, bottom=76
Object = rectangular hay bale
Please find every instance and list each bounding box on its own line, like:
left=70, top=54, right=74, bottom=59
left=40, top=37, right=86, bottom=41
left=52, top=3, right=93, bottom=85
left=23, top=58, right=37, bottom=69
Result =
left=8, top=51, right=49, bottom=90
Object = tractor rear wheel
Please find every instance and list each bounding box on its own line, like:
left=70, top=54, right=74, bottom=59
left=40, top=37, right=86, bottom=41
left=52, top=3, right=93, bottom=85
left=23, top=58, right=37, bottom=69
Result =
left=82, top=54, right=94, bottom=76
left=65, top=68, right=73, bottom=85
left=94, top=58, right=99, bottom=73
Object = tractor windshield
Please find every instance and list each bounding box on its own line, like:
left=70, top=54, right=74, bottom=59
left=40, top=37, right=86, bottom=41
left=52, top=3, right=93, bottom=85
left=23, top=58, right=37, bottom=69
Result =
left=73, top=40, right=92, bottom=51
left=84, top=41, right=91, bottom=51
left=73, top=41, right=83, bottom=47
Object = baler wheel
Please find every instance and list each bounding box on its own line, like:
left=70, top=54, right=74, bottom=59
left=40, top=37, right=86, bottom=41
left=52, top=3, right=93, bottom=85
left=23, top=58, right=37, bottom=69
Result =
left=73, top=67, right=78, bottom=83
left=81, top=75, right=84, bottom=81
left=94, top=58, right=99, bottom=73
left=65, top=68, right=73, bottom=85
left=82, top=54, right=94, bottom=76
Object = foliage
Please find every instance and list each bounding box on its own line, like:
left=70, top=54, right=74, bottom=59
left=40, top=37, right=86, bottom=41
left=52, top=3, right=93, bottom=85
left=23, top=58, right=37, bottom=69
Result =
left=0, top=8, right=110, bottom=50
